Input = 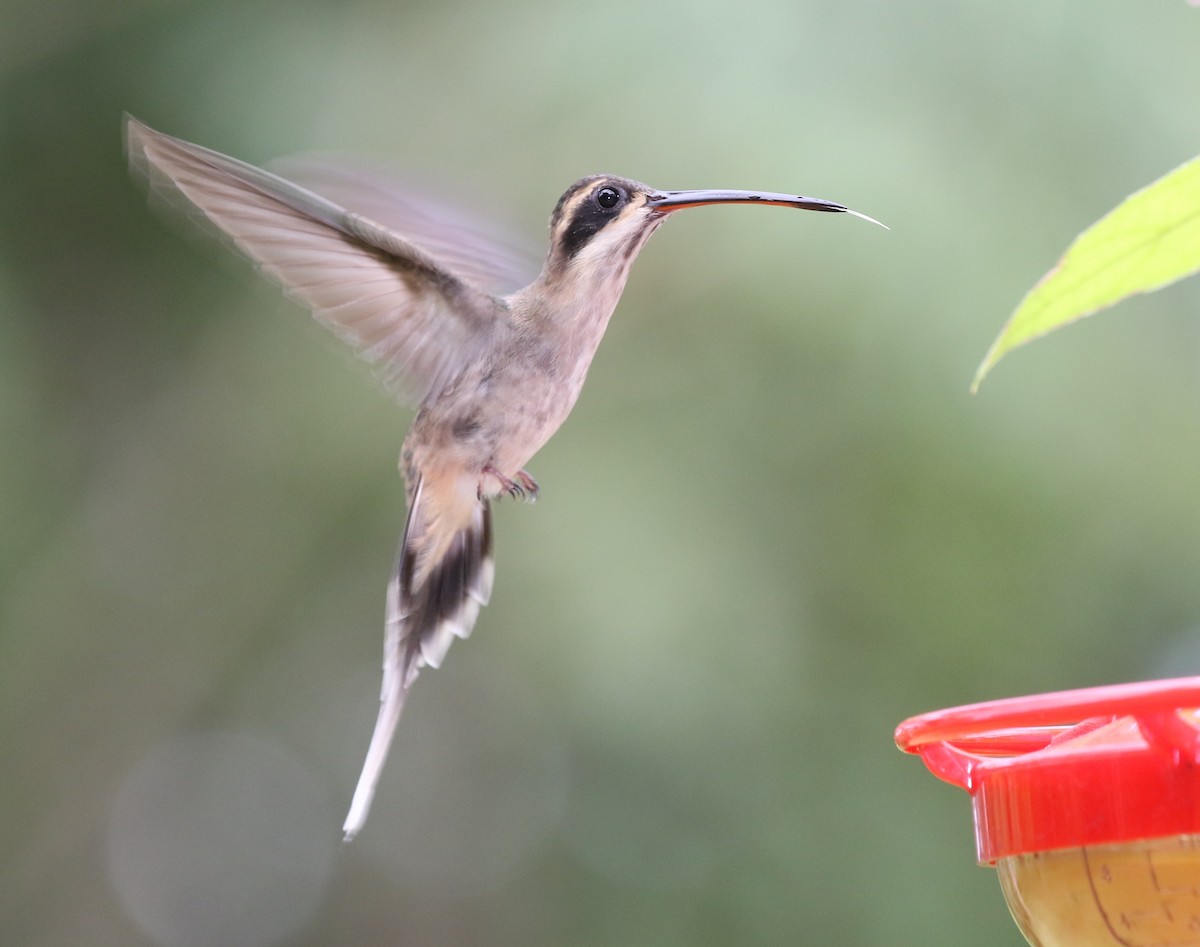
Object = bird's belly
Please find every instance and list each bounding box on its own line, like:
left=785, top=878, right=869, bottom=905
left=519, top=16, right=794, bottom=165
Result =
left=408, top=367, right=581, bottom=483
left=485, top=373, right=581, bottom=472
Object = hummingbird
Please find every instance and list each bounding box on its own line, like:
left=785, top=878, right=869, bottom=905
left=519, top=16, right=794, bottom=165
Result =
left=124, top=115, right=882, bottom=840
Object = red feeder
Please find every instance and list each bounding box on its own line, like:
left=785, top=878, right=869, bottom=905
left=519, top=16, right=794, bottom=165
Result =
left=896, top=677, right=1200, bottom=947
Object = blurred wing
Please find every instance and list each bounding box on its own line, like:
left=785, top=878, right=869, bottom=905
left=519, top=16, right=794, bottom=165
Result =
left=270, top=156, right=540, bottom=297
left=125, top=116, right=508, bottom=403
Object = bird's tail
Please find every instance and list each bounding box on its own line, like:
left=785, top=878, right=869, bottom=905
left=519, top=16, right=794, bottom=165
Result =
left=342, top=474, right=494, bottom=840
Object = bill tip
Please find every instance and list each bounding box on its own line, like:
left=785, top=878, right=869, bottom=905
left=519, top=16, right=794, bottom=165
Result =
left=844, top=207, right=889, bottom=230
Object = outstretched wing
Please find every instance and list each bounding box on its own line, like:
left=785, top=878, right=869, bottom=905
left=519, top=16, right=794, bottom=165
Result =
left=125, top=116, right=509, bottom=404
left=269, top=156, right=540, bottom=298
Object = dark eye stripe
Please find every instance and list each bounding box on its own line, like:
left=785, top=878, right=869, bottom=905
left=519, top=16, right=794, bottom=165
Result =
left=559, top=185, right=626, bottom=259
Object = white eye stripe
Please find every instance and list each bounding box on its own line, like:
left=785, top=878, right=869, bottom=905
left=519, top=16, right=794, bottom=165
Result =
left=552, top=189, right=594, bottom=239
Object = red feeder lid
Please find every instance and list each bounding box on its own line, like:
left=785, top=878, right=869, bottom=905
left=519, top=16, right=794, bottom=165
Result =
left=895, top=677, right=1200, bottom=863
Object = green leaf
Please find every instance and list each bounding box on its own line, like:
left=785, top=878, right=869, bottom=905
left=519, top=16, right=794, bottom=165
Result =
left=972, top=154, right=1200, bottom=392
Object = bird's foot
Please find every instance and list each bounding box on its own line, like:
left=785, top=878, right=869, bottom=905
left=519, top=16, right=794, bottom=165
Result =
left=514, top=469, right=540, bottom=500
left=481, top=465, right=540, bottom=503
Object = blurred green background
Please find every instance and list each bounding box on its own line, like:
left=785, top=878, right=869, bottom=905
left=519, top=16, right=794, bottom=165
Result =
left=4, top=2, right=1200, bottom=945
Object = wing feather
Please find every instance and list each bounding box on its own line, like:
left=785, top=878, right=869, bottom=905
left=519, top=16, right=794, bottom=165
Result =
left=125, top=115, right=509, bottom=403
left=269, top=156, right=539, bottom=297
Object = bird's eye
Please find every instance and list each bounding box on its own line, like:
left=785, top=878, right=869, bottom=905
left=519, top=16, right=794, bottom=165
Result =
left=595, top=186, right=621, bottom=209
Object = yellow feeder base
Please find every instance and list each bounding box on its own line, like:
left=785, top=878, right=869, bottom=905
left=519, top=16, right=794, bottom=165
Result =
left=997, top=836, right=1200, bottom=947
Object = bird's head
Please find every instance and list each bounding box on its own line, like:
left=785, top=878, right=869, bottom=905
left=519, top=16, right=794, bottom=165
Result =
left=540, top=175, right=663, bottom=283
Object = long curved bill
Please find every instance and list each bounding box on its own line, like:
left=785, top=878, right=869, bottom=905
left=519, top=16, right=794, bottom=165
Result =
left=648, top=189, right=887, bottom=229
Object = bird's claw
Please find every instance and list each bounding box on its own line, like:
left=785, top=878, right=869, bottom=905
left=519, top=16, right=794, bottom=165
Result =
left=481, top=465, right=539, bottom=503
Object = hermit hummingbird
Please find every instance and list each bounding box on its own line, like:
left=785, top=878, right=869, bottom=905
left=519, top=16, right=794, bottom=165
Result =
left=124, top=116, right=882, bottom=839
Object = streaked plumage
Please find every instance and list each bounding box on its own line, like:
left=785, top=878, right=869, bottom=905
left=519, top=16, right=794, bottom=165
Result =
left=125, top=115, right=880, bottom=839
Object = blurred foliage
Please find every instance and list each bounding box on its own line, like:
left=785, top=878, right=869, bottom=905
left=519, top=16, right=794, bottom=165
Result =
left=976, top=153, right=1200, bottom=390
left=3, top=1, right=1200, bottom=946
